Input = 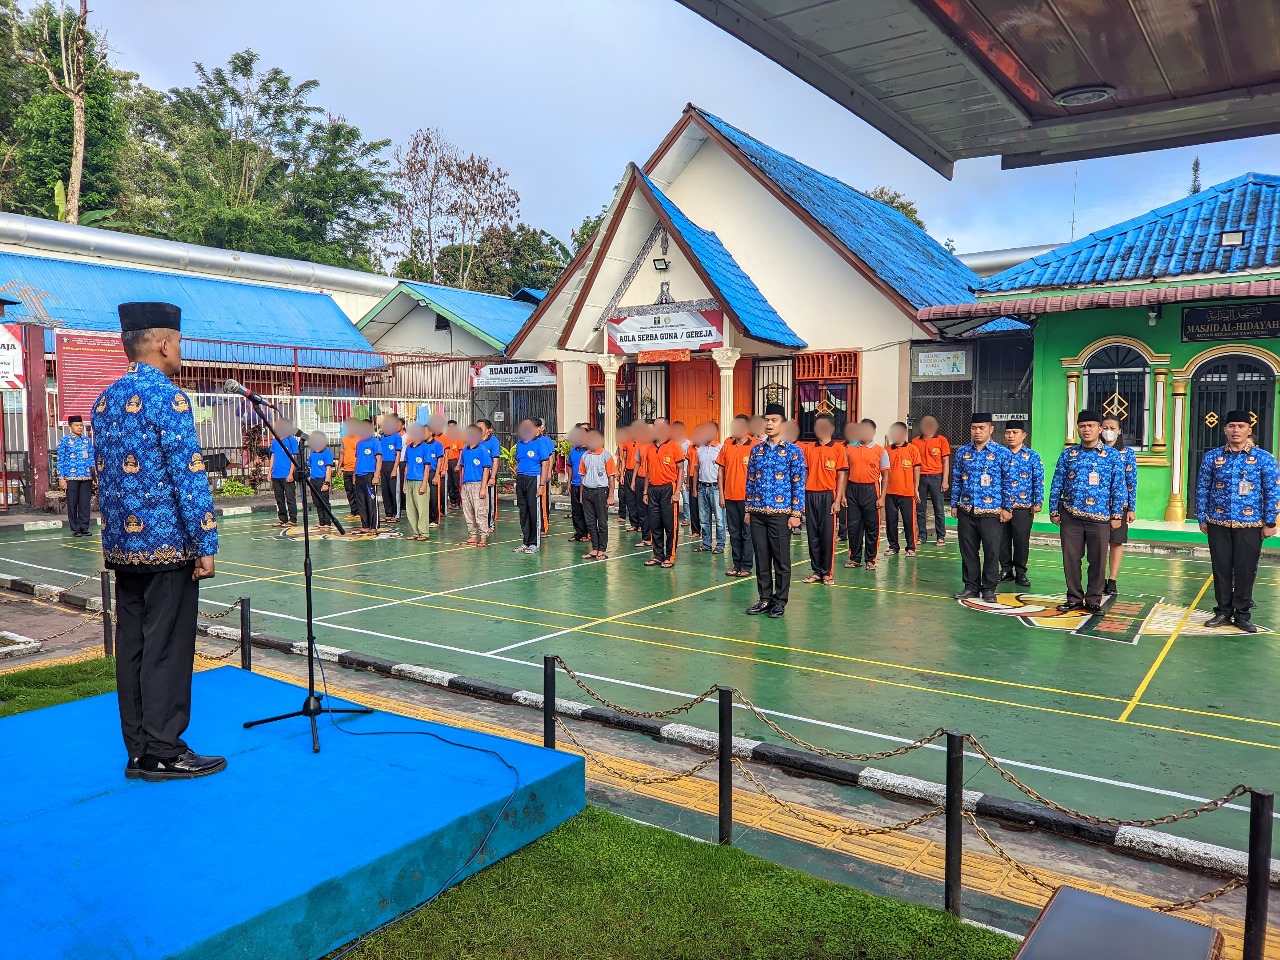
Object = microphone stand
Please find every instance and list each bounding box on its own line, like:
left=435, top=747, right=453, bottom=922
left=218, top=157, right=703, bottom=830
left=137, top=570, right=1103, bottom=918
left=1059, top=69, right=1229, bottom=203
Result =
left=242, top=398, right=371, bottom=752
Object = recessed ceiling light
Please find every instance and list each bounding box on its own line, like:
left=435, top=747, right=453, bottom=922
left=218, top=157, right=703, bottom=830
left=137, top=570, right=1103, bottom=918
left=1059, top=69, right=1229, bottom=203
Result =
left=1052, top=85, right=1117, bottom=107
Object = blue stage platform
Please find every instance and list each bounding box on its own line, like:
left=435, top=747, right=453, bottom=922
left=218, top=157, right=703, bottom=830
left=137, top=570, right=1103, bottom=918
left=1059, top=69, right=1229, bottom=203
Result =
left=0, top=667, right=585, bottom=960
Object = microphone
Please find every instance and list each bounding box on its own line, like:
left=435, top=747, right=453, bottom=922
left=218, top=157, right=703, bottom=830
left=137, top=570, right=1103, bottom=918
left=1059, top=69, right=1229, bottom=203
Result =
left=224, top=379, right=279, bottom=410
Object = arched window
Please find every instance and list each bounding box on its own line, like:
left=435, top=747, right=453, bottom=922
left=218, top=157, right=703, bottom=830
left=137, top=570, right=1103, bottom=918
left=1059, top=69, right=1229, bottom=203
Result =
left=1084, top=344, right=1150, bottom=448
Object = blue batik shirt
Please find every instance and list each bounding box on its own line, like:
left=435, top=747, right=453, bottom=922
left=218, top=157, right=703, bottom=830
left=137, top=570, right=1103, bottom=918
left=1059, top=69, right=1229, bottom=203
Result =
left=1196, top=443, right=1280, bottom=528
left=91, top=361, right=218, bottom=570
left=56, top=433, right=94, bottom=480
left=1005, top=446, right=1044, bottom=511
left=1048, top=444, right=1126, bottom=522
left=1115, top=446, right=1138, bottom=511
left=950, top=442, right=1012, bottom=515
left=745, top=438, right=806, bottom=517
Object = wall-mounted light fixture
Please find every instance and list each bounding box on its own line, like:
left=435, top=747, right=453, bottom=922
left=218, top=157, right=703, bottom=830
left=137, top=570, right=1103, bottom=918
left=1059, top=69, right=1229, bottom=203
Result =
left=1221, top=230, right=1245, bottom=247
left=652, top=258, right=670, bottom=271
left=1147, top=305, right=1161, bottom=327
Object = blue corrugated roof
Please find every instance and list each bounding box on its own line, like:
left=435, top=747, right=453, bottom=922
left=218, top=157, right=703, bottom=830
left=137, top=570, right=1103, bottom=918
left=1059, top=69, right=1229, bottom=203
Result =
left=0, top=250, right=380, bottom=368
left=513, top=287, right=547, bottom=302
left=696, top=108, right=981, bottom=310
left=642, top=173, right=806, bottom=349
left=981, top=173, right=1280, bottom=293
left=398, top=281, right=535, bottom=350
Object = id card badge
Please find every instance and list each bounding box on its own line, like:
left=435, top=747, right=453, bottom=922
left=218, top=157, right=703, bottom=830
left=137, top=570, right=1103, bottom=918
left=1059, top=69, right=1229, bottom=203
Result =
left=1239, top=479, right=1254, bottom=497
left=1087, top=471, right=1101, bottom=487
left=979, top=472, right=991, bottom=488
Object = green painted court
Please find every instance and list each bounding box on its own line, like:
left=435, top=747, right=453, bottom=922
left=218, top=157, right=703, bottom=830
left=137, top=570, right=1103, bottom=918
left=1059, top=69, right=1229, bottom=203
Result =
left=3, top=508, right=1277, bottom=854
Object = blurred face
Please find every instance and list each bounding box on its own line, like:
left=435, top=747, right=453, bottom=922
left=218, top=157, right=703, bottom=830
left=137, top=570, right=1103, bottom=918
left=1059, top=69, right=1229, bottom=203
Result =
left=517, top=420, right=534, bottom=442
left=1224, top=421, right=1252, bottom=447
left=730, top=418, right=747, bottom=440
left=844, top=422, right=859, bottom=443
left=783, top=422, right=800, bottom=442
left=1004, top=427, right=1026, bottom=449
left=309, top=431, right=327, bottom=450
left=278, top=420, right=294, bottom=437
left=970, top=421, right=993, bottom=445
left=428, top=417, right=445, bottom=435
left=749, top=417, right=765, bottom=437
left=919, top=415, right=938, bottom=438
left=653, top=419, right=671, bottom=443
left=814, top=417, right=835, bottom=442
left=466, top=427, right=482, bottom=445
left=673, top=423, right=687, bottom=442
left=589, top=431, right=604, bottom=449
left=763, top=414, right=784, bottom=439
left=569, top=427, right=583, bottom=446
left=359, top=422, right=373, bottom=439
left=407, top=424, right=424, bottom=443
left=889, top=424, right=907, bottom=445
left=1077, top=420, right=1101, bottom=445
left=858, top=421, right=875, bottom=443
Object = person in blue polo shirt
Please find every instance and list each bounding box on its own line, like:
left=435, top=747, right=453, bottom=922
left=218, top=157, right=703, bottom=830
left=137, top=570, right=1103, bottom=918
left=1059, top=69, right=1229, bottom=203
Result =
left=478, top=418, right=503, bottom=532
left=352, top=419, right=382, bottom=534
left=378, top=414, right=404, bottom=523
left=306, top=431, right=335, bottom=532
left=532, top=417, right=556, bottom=537
left=270, top=419, right=299, bottom=526
left=515, top=418, right=552, bottom=553
left=401, top=422, right=432, bottom=541
left=567, top=424, right=590, bottom=543
left=459, top=423, right=496, bottom=547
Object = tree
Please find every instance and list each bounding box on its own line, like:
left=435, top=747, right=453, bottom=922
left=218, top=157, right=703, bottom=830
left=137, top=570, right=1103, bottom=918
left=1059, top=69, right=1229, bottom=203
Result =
left=384, top=127, right=459, bottom=282
left=432, top=223, right=570, bottom=296
left=571, top=203, right=607, bottom=251
left=7, top=0, right=110, bottom=223
left=1189, top=156, right=1202, bottom=195
left=865, top=185, right=925, bottom=230
left=435, top=152, right=519, bottom=290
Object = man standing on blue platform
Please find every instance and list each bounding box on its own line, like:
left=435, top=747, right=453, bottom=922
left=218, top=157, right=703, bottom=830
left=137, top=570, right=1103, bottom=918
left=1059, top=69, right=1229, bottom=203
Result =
left=57, top=415, right=95, bottom=536
left=1048, top=409, right=1126, bottom=614
left=744, top=403, right=805, bottom=619
left=951, top=412, right=1012, bottom=602
left=93, top=302, right=224, bottom=782
left=1196, top=410, right=1280, bottom=633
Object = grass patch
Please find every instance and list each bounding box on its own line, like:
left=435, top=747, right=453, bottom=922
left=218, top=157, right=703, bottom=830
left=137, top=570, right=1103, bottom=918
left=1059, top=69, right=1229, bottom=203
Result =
left=0, top=657, right=116, bottom=718
left=337, top=806, right=1018, bottom=960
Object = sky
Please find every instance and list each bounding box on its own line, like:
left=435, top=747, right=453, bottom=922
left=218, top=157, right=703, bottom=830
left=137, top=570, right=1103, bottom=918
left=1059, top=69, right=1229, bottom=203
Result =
left=100, top=0, right=1280, bottom=256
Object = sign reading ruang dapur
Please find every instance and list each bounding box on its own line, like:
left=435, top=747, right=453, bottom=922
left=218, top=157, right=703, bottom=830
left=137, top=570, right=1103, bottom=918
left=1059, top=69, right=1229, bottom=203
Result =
left=607, top=310, right=724, bottom=354
left=1182, top=301, right=1280, bottom=342
left=469, top=361, right=557, bottom=388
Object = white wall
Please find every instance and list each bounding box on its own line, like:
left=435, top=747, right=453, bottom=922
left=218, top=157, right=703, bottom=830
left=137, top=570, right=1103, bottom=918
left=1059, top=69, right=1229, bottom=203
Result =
left=364, top=304, right=498, bottom=357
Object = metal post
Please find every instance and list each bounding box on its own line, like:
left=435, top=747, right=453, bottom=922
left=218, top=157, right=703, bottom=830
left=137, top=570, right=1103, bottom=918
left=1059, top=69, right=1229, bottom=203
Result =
left=945, top=731, right=964, bottom=917
left=99, top=570, right=113, bottom=657
left=1244, top=788, right=1274, bottom=960
left=718, top=685, right=734, bottom=846
left=239, top=597, right=252, bottom=671
left=542, top=654, right=556, bottom=749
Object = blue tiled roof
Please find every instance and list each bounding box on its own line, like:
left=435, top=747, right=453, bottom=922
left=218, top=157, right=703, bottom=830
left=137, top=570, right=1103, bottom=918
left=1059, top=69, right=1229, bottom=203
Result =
left=0, top=250, right=381, bottom=369
left=642, top=173, right=806, bottom=349
left=981, top=173, right=1280, bottom=293
left=696, top=108, right=981, bottom=310
left=398, top=281, right=535, bottom=350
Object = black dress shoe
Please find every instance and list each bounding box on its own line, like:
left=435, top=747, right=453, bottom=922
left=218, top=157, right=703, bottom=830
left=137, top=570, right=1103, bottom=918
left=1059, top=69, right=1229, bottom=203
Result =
left=997, top=571, right=1015, bottom=582
left=1082, top=602, right=1103, bottom=615
left=768, top=605, right=786, bottom=619
left=125, top=757, right=143, bottom=780
left=953, top=589, right=980, bottom=600
left=1056, top=600, right=1082, bottom=613
left=140, top=750, right=227, bottom=782
left=1014, top=575, right=1031, bottom=587
left=1203, top=612, right=1232, bottom=628
left=981, top=591, right=997, bottom=603
left=1103, top=579, right=1118, bottom=596
left=1234, top=616, right=1258, bottom=634
left=746, top=600, right=774, bottom=616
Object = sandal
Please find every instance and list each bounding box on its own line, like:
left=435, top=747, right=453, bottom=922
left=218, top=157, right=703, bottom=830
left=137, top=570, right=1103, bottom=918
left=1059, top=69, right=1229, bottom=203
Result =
left=905, top=549, right=916, bottom=557
left=844, top=560, right=861, bottom=569
left=459, top=539, right=479, bottom=546
left=865, top=560, right=877, bottom=570
left=644, top=559, right=662, bottom=566
left=803, top=574, right=823, bottom=584
left=822, top=576, right=835, bottom=585
left=661, top=561, right=675, bottom=569
left=477, top=540, right=489, bottom=548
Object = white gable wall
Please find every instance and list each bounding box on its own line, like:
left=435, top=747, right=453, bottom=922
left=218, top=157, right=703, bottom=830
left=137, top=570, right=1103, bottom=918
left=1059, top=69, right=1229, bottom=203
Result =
left=364, top=304, right=499, bottom=357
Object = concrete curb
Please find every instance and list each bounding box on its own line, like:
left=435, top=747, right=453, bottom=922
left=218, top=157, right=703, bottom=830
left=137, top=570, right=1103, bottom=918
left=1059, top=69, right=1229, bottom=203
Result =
left=0, top=572, right=102, bottom=613
left=0, top=631, right=44, bottom=660
left=190, top=619, right=1280, bottom=886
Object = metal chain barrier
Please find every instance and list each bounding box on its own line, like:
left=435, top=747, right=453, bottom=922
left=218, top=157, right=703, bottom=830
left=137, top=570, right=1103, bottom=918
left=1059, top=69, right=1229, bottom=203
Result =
left=1152, top=876, right=1247, bottom=914
left=554, top=717, right=717, bottom=784
left=733, top=689, right=948, bottom=762
left=735, top=758, right=944, bottom=836
left=554, top=657, right=719, bottom=720
left=963, top=810, right=1059, bottom=892
left=199, top=597, right=245, bottom=621
left=964, top=735, right=1249, bottom=827
left=37, top=611, right=104, bottom=643
left=0, top=573, right=99, bottom=605
left=193, top=598, right=245, bottom=662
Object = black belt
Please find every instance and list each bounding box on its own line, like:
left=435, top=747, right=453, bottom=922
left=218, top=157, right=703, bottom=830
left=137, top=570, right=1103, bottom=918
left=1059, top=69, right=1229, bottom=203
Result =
left=699, top=482, right=718, bottom=487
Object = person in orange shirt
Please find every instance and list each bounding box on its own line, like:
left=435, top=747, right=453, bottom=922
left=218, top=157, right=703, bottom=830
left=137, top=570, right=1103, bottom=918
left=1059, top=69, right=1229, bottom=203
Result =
left=885, top=421, right=921, bottom=556
left=630, top=421, right=654, bottom=546
left=616, top=425, right=636, bottom=528
left=843, top=418, right=889, bottom=570
left=339, top=417, right=359, bottom=519
left=641, top=416, right=685, bottom=568
left=802, top=414, right=848, bottom=585
left=911, top=414, right=951, bottom=546
left=717, top=414, right=757, bottom=577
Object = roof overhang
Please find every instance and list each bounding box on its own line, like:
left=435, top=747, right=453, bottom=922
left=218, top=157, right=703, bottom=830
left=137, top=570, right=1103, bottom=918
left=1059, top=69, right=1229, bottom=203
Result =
left=920, top=278, right=1280, bottom=334
left=357, top=283, right=508, bottom=352
left=672, top=0, right=1280, bottom=178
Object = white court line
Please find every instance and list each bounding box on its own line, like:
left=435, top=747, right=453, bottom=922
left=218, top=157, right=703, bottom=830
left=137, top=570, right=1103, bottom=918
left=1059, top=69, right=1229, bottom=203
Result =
left=315, top=535, right=702, bottom=622
left=3, top=550, right=1272, bottom=816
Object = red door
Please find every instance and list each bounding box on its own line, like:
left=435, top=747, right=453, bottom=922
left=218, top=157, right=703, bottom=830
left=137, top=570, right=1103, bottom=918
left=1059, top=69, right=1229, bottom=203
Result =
left=668, top=359, right=718, bottom=428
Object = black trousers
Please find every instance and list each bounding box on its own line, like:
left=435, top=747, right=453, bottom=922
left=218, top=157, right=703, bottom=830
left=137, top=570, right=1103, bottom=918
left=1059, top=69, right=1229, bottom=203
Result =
left=450, top=461, right=463, bottom=506
left=570, top=484, right=588, bottom=538
left=648, top=482, right=678, bottom=562
left=725, top=499, right=753, bottom=572
left=66, top=478, right=93, bottom=533
left=629, top=472, right=649, bottom=537
left=885, top=493, right=917, bottom=551
left=272, top=477, right=297, bottom=523
left=516, top=474, right=541, bottom=547
left=380, top=463, right=401, bottom=518
left=917, top=474, right=946, bottom=542
left=688, top=478, right=701, bottom=536
left=957, top=509, right=1002, bottom=593
left=342, top=470, right=356, bottom=514
left=751, top=512, right=792, bottom=607
left=621, top=468, right=637, bottom=527
left=309, top=483, right=331, bottom=525
left=1000, top=507, right=1034, bottom=577
left=805, top=490, right=836, bottom=578
left=1207, top=523, right=1263, bottom=618
left=1059, top=511, right=1107, bottom=605
left=352, top=472, right=378, bottom=529
left=583, top=485, right=610, bottom=553
left=846, top=482, right=879, bottom=564
left=113, top=564, right=199, bottom=760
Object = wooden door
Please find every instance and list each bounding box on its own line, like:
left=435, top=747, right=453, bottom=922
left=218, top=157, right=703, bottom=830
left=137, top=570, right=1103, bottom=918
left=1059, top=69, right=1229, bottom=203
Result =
left=668, top=359, right=718, bottom=428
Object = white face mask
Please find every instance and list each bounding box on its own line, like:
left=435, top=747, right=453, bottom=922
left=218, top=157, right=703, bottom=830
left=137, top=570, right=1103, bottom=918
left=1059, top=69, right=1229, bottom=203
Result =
left=1101, top=429, right=1119, bottom=443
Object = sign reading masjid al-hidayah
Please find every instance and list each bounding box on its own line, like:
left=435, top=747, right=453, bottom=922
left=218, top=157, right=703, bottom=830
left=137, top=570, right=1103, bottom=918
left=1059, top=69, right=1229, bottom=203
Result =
left=1182, top=302, right=1280, bottom=342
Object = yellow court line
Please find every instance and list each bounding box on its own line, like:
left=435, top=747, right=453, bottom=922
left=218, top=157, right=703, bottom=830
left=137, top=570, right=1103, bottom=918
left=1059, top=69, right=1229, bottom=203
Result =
left=1119, top=576, right=1213, bottom=722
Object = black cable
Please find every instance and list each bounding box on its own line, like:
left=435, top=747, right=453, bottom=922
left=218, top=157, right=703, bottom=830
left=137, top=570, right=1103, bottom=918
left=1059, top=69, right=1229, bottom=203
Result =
left=314, top=652, right=523, bottom=959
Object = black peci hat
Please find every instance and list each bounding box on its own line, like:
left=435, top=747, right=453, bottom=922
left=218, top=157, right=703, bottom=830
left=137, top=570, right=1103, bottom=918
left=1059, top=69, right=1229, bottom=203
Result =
left=970, top=412, right=993, bottom=424
left=67, top=415, right=83, bottom=424
left=1225, top=410, right=1252, bottom=426
left=118, top=302, right=181, bottom=333
left=764, top=403, right=787, bottom=418
left=1005, top=419, right=1028, bottom=432
left=1076, top=409, right=1103, bottom=424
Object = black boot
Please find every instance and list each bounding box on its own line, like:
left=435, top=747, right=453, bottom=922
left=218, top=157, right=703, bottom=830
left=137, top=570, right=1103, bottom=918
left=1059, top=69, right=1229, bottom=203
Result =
left=1103, top=579, right=1117, bottom=595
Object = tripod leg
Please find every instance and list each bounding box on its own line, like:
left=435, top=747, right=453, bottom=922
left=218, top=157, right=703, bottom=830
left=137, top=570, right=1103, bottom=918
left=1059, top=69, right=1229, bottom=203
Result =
left=244, top=709, right=306, bottom=729
left=326, top=706, right=375, bottom=715
left=311, top=714, right=320, bottom=754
